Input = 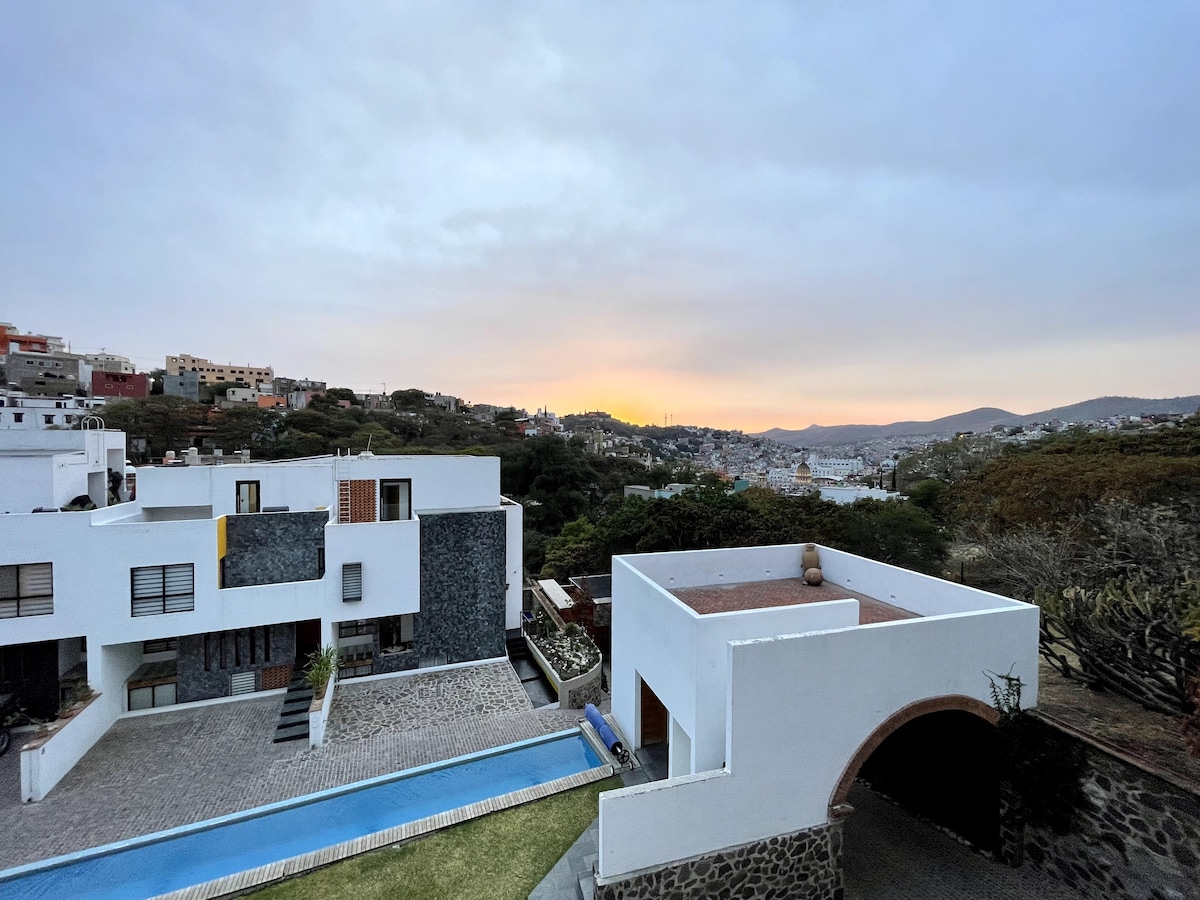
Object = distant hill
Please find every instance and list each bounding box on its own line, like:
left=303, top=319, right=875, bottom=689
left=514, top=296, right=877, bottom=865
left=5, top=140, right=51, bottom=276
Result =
left=757, top=396, right=1200, bottom=447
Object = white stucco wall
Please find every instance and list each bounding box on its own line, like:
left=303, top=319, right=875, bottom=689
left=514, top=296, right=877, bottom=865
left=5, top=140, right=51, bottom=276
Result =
left=599, top=543, right=1041, bottom=879
left=135, top=454, right=505, bottom=520
left=502, top=498, right=523, bottom=631
left=612, top=546, right=861, bottom=773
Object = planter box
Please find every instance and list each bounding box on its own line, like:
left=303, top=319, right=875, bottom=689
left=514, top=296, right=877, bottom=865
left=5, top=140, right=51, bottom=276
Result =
left=525, top=636, right=602, bottom=710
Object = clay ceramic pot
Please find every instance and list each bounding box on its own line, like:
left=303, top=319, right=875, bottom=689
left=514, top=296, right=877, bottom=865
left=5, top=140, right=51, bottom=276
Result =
left=802, top=543, right=820, bottom=571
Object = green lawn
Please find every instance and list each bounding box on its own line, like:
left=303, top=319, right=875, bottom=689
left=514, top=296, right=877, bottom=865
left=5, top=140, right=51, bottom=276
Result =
left=248, top=775, right=622, bottom=900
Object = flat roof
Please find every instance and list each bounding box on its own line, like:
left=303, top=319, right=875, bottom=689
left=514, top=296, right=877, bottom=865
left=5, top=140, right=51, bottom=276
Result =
left=670, top=576, right=919, bottom=625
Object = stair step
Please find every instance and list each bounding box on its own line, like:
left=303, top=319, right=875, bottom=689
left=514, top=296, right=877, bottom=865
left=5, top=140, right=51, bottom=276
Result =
left=576, top=873, right=594, bottom=900
left=273, top=723, right=310, bottom=743
left=277, top=712, right=310, bottom=728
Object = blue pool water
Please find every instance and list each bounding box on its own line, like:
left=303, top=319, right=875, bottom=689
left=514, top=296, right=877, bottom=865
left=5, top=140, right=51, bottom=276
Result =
left=0, top=730, right=601, bottom=900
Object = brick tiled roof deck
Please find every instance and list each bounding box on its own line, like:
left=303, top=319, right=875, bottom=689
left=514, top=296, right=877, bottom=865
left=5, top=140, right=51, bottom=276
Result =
left=670, top=577, right=919, bottom=625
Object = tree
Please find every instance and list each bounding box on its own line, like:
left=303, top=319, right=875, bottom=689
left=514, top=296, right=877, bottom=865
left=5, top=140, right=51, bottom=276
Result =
left=211, top=407, right=282, bottom=452
left=390, top=388, right=427, bottom=411
left=322, top=387, right=360, bottom=405
left=98, top=396, right=208, bottom=460
left=541, top=517, right=604, bottom=580
left=833, top=499, right=947, bottom=575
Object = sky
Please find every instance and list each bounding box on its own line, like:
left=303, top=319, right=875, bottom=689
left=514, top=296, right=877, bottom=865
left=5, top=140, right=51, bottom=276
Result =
left=2, top=2, right=1198, bottom=432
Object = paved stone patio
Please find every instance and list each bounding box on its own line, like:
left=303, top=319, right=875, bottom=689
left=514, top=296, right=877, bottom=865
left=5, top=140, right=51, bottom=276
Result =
left=326, top=662, right=537, bottom=742
left=0, top=661, right=585, bottom=870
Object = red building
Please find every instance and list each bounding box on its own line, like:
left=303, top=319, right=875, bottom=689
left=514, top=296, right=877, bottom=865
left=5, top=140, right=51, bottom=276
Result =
left=91, top=371, right=149, bottom=399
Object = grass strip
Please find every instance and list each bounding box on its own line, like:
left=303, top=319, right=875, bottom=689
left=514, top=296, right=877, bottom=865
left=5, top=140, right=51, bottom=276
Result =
left=248, top=775, right=622, bottom=900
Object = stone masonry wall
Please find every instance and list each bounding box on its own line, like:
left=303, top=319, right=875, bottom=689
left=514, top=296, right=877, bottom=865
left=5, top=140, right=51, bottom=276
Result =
left=1018, top=727, right=1200, bottom=900
left=224, top=511, right=327, bottom=588
left=565, top=670, right=604, bottom=710
left=415, top=510, right=506, bottom=664
left=594, top=821, right=843, bottom=900
left=177, top=624, right=296, bottom=702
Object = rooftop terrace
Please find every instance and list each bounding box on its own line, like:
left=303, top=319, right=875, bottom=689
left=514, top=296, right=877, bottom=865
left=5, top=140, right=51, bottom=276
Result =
left=670, top=576, right=919, bottom=624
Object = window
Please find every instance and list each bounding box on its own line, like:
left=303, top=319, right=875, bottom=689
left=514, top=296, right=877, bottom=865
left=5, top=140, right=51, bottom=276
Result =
left=236, top=480, right=260, bottom=514
left=0, top=563, right=54, bottom=618
left=342, top=563, right=363, bottom=602
left=338, top=619, right=374, bottom=638
left=379, top=479, right=411, bottom=521
left=131, top=564, right=195, bottom=616
left=12, top=413, right=22, bottom=423
left=379, top=614, right=414, bottom=652
left=143, top=638, right=178, bottom=654
left=128, top=682, right=176, bottom=710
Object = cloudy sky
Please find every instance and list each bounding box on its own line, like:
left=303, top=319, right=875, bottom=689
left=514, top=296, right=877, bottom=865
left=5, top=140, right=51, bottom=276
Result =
left=2, top=2, right=1198, bottom=431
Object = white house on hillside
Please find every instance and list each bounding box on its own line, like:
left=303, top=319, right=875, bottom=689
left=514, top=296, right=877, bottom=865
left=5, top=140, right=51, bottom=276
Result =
left=0, top=427, right=521, bottom=799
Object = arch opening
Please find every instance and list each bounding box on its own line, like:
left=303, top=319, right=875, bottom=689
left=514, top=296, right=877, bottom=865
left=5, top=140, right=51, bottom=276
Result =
left=832, top=696, right=1003, bottom=851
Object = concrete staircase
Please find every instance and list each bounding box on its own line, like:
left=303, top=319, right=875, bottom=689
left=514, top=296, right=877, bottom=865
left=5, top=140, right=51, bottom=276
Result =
left=273, top=675, right=312, bottom=744
left=528, top=817, right=600, bottom=900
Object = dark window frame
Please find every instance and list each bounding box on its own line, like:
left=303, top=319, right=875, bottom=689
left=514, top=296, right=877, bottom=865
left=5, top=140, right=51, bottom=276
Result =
left=130, top=564, right=195, bottom=617
left=0, top=562, right=54, bottom=618
left=378, top=479, right=412, bottom=522
left=235, top=480, right=261, bottom=514
left=342, top=563, right=363, bottom=603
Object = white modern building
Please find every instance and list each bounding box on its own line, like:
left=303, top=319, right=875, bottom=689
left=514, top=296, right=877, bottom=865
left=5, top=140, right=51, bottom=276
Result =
left=818, top=486, right=900, bottom=505
left=0, top=392, right=107, bottom=431
left=807, top=455, right=865, bottom=481
left=0, top=427, right=522, bottom=799
left=594, top=543, right=1039, bottom=899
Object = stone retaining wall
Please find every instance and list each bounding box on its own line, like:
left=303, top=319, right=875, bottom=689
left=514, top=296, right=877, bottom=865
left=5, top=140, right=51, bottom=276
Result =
left=593, top=822, right=843, bottom=900
left=1016, top=717, right=1200, bottom=900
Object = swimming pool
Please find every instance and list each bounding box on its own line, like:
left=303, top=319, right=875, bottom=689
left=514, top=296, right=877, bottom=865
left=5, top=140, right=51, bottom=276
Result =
left=0, top=729, right=603, bottom=900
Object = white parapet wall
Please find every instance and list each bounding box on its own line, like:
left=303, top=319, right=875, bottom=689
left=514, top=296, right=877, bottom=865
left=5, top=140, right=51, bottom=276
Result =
left=308, top=673, right=337, bottom=748
left=20, top=692, right=113, bottom=803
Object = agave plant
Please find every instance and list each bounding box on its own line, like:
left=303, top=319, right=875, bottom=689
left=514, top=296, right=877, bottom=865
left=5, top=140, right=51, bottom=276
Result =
left=304, top=644, right=339, bottom=692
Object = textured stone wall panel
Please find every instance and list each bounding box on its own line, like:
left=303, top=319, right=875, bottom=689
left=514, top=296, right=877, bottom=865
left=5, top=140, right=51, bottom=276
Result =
left=375, top=650, right=420, bottom=675
left=224, top=511, right=327, bottom=588
left=176, top=624, right=297, bottom=702
left=594, top=821, right=843, bottom=900
left=415, top=510, right=506, bottom=664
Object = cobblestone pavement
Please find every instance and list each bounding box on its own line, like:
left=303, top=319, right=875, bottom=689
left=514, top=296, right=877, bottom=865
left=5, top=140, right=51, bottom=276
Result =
left=325, top=661, right=534, bottom=742
left=0, top=662, right=584, bottom=870
left=843, top=786, right=1088, bottom=900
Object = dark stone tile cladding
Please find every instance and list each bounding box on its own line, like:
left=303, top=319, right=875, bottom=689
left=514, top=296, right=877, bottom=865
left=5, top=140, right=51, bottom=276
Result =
left=176, top=624, right=296, bottom=702
left=1016, top=736, right=1200, bottom=900
left=224, top=511, right=327, bottom=588
left=416, top=510, right=506, bottom=665
left=594, top=822, right=844, bottom=900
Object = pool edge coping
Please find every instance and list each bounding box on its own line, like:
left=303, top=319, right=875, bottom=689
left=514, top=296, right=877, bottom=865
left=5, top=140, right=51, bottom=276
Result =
left=151, top=762, right=616, bottom=900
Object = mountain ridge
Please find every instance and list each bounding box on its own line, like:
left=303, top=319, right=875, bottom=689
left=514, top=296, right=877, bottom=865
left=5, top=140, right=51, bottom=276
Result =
left=755, top=395, right=1200, bottom=447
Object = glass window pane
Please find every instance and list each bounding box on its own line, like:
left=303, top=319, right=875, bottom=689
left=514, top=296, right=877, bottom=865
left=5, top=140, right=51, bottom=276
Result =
left=153, top=683, right=177, bottom=707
